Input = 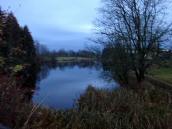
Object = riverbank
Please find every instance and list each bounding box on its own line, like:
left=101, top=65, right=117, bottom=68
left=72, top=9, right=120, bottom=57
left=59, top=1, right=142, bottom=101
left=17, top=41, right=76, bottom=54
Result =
left=1, top=80, right=172, bottom=129
left=56, top=57, right=96, bottom=62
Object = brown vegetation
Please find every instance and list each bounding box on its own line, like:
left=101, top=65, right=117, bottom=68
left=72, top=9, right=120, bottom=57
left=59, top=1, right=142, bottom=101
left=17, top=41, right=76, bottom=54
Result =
left=1, top=80, right=172, bottom=129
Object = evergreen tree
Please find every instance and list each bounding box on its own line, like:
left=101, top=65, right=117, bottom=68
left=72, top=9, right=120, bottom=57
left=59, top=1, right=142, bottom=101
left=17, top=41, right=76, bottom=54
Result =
left=0, top=9, right=7, bottom=58
left=0, top=9, right=38, bottom=84
left=22, top=26, right=36, bottom=64
left=3, top=13, right=23, bottom=65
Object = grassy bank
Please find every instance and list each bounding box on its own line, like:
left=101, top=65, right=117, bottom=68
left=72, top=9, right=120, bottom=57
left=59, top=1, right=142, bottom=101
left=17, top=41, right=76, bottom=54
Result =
left=1, top=81, right=172, bottom=129
left=56, top=57, right=95, bottom=62
left=42, top=56, right=95, bottom=63
left=149, top=67, right=172, bottom=84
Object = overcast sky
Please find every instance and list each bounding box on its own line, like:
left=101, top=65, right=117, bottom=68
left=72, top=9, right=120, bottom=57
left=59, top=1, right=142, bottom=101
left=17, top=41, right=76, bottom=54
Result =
left=0, top=0, right=101, bottom=50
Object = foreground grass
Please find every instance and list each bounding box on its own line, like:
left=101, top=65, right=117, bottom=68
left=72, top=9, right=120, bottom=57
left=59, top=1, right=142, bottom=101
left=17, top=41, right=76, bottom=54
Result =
left=149, top=67, right=172, bottom=84
left=1, top=81, right=172, bottom=129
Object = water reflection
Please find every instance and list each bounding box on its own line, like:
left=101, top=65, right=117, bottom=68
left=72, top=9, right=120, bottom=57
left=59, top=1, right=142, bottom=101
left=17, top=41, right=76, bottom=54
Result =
left=37, top=61, right=101, bottom=82
left=33, top=61, right=118, bottom=109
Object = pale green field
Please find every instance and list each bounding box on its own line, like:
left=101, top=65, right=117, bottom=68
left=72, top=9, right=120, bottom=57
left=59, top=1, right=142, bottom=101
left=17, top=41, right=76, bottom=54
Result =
left=56, top=57, right=95, bottom=62
left=149, top=67, right=172, bottom=84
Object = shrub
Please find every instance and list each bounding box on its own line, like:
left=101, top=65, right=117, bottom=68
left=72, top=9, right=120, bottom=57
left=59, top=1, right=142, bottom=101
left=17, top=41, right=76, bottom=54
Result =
left=0, top=56, right=5, bottom=70
left=12, top=64, right=24, bottom=74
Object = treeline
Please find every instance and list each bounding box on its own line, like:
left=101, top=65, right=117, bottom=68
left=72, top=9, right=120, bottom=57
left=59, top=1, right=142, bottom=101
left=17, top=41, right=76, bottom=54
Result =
left=53, top=49, right=96, bottom=58
left=37, top=45, right=96, bottom=58
left=35, top=43, right=97, bottom=62
left=102, top=45, right=172, bottom=82
left=0, top=9, right=37, bottom=85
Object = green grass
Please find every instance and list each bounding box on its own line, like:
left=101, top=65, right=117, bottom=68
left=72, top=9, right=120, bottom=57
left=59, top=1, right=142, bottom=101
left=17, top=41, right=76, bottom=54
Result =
left=56, top=57, right=95, bottom=62
left=149, top=67, right=172, bottom=84
left=56, top=56, right=76, bottom=61
left=42, top=56, right=95, bottom=63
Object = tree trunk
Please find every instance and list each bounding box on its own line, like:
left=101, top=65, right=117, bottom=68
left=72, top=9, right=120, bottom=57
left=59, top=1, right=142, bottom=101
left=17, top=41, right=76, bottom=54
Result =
left=137, top=68, right=145, bottom=83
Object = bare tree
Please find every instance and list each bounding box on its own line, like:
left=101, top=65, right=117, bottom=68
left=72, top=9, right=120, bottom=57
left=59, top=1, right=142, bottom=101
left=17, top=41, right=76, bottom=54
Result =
left=97, top=0, right=172, bottom=82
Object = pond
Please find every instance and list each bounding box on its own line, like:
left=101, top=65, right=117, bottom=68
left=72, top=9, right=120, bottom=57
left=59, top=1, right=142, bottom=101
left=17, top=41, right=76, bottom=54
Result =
left=32, top=61, right=118, bottom=109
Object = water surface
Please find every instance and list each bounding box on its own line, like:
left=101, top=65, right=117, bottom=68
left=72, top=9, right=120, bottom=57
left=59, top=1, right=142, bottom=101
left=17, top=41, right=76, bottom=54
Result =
left=32, top=62, right=118, bottom=109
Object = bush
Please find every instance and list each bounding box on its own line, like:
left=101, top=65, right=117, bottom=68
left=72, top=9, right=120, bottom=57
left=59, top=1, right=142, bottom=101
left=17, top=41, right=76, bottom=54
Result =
left=102, top=44, right=131, bottom=85
left=76, top=84, right=172, bottom=129
left=0, top=56, right=5, bottom=71
left=12, top=64, right=24, bottom=73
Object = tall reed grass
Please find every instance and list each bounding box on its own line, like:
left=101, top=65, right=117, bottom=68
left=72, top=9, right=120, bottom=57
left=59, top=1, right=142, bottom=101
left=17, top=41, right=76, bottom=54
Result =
left=0, top=80, right=172, bottom=129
